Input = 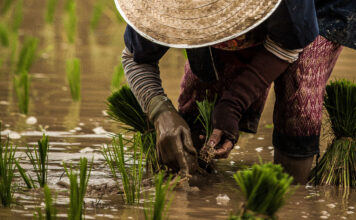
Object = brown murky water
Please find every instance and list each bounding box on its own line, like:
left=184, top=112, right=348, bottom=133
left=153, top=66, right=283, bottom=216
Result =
left=0, top=1, right=356, bottom=219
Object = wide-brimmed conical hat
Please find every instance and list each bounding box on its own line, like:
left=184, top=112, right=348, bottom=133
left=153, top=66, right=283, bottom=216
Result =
left=114, top=0, right=281, bottom=48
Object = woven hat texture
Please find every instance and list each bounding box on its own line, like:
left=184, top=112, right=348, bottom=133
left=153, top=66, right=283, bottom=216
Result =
left=114, top=0, right=281, bottom=48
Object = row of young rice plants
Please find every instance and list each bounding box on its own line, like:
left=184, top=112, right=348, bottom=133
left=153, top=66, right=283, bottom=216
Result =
left=0, top=0, right=128, bottom=110
left=0, top=127, right=93, bottom=219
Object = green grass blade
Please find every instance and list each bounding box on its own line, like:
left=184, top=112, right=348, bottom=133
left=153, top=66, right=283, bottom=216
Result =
left=0, top=135, right=17, bottom=207
left=13, top=70, right=30, bottom=114
left=66, top=58, right=81, bottom=101
left=16, top=36, right=39, bottom=74
left=90, top=1, right=103, bottom=31
left=45, top=0, right=58, bottom=24
left=65, top=0, right=77, bottom=44
left=11, top=0, right=23, bottom=33
left=111, top=62, right=125, bottom=91
left=15, top=160, right=34, bottom=189
left=0, top=24, right=9, bottom=47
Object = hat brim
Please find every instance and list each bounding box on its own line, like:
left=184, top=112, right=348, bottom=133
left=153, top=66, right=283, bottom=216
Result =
left=114, top=0, right=281, bottom=48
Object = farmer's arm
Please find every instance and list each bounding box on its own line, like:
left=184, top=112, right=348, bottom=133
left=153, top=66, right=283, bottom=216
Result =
left=209, top=0, right=320, bottom=158
left=122, top=25, right=198, bottom=176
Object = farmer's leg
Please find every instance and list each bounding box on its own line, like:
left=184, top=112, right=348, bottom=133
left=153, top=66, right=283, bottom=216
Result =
left=273, top=36, right=342, bottom=184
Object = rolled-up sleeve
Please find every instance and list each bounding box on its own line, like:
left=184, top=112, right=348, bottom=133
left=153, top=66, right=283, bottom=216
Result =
left=122, top=26, right=169, bottom=112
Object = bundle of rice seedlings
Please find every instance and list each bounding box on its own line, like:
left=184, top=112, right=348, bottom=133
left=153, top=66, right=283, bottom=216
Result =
left=0, top=132, right=17, bottom=207
left=107, top=85, right=158, bottom=171
left=107, top=85, right=151, bottom=133
left=309, top=80, right=356, bottom=193
left=102, top=133, right=143, bottom=204
left=66, top=58, right=81, bottom=101
left=144, top=172, right=179, bottom=220
left=196, top=95, right=216, bottom=167
left=34, top=185, right=57, bottom=220
left=63, top=157, right=92, bottom=220
left=230, top=162, right=294, bottom=220
left=45, top=0, right=58, bottom=24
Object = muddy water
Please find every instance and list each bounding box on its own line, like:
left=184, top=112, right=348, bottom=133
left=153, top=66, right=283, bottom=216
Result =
left=0, top=1, right=356, bottom=219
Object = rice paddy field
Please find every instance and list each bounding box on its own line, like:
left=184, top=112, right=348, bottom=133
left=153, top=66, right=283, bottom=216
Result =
left=0, top=0, right=356, bottom=219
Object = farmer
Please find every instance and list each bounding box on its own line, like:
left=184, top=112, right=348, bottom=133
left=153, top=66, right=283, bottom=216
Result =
left=115, top=0, right=355, bottom=184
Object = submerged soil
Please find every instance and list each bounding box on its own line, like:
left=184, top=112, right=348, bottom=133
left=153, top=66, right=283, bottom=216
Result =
left=0, top=0, right=356, bottom=219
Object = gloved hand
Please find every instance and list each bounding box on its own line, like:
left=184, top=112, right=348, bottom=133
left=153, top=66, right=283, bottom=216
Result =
left=148, top=95, right=198, bottom=176
left=209, top=46, right=290, bottom=158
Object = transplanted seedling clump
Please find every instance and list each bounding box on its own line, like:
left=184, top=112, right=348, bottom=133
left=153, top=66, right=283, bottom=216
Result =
left=230, top=162, right=294, bottom=219
left=309, top=80, right=356, bottom=197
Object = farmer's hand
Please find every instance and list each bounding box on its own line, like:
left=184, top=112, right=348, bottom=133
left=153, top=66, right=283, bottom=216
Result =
left=206, top=129, right=234, bottom=159
left=148, top=95, right=198, bottom=177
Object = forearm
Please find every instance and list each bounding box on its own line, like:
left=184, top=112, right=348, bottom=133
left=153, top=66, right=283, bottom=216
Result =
left=121, top=47, right=166, bottom=112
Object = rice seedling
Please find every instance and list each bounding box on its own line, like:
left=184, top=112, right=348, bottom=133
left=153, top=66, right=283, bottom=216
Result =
left=309, top=80, right=356, bottom=194
left=230, top=162, right=294, bottom=219
left=182, top=49, right=187, bottom=59
left=16, top=36, right=38, bottom=74
left=66, top=58, right=81, bottom=101
left=34, top=185, right=57, bottom=220
left=63, top=157, right=92, bottom=220
left=109, top=1, right=125, bottom=24
left=107, top=86, right=159, bottom=171
left=0, top=24, right=9, bottom=47
left=15, top=159, right=35, bottom=189
left=196, top=94, right=217, bottom=167
left=65, top=0, right=77, bottom=44
left=13, top=70, right=30, bottom=114
left=0, top=0, right=14, bottom=15
left=144, top=172, right=179, bottom=220
left=12, top=0, right=23, bottom=33
left=90, top=1, right=104, bottom=31
left=19, top=134, right=49, bottom=188
left=111, top=62, right=125, bottom=91
left=102, top=133, right=143, bottom=204
left=45, top=0, right=58, bottom=24
left=0, top=133, right=17, bottom=207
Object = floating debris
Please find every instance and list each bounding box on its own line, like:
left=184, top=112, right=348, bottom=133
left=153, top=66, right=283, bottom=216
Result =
left=26, top=116, right=37, bottom=125
left=216, top=194, right=230, bottom=206
left=9, top=131, right=21, bottom=139
left=0, top=101, right=9, bottom=105
left=326, top=203, right=336, bottom=208
left=255, top=147, right=263, bottom=152
left=80, top=147, right=94, bottom=153
left=92, top=126, right=107, bottom=135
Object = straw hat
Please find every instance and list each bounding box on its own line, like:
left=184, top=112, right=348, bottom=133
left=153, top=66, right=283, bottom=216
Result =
left=114, top=0, right=281, bottom=48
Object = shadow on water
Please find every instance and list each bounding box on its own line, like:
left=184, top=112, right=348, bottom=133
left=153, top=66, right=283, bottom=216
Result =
left=0, top=0, right=356, bottom=219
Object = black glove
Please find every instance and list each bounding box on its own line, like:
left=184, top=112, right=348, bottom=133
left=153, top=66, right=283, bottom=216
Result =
left=148, top=95, right=198, bottom=176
